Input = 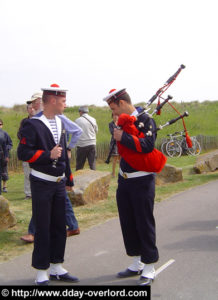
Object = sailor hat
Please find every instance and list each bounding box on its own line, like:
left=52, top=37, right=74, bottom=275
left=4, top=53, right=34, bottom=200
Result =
left=26, top=91, right=43, bottom=104
left=41, top=83, right=68, bottom=97
left=103, top=88, right=126, bottom=104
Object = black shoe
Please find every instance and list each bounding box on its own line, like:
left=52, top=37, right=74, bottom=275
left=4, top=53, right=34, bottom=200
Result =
left=117, top=268, right=143, bottom=278
left=50, top=272, right=79, bottom=283
left=138, top=276, right=154, bottom=286
left=35, top=280, right=49, bottom=286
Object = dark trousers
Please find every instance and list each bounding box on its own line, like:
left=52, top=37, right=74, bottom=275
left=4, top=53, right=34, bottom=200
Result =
left=28, top=192, right=78, bottom=234
left=116, top=174, right=159, bottom=264
left=30, top=175, right=67, bottom=270
left=2, top=163, right=8, bottom=181
left=76, top=145, right=96, bottom=170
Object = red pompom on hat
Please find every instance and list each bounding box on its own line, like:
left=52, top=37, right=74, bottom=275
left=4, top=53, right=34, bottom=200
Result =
left=109, top=89, right=117, bottom=94
left=50, top=83, right=60, bottom=88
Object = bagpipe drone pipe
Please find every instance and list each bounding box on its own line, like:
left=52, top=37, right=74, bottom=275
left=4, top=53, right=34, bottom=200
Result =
left=105, top=64, right=192, bottom=172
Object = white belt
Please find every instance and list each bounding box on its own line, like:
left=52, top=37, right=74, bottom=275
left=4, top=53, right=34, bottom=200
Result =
left=119, top=168, right=153, bottom=179
left=31, top=169, right=65, bottom=183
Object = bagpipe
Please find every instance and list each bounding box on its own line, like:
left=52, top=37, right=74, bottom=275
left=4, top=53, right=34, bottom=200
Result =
left=105, top=64, right=191, bottom=172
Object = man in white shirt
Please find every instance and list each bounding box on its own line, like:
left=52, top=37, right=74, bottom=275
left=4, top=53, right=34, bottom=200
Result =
left=75, top=106, right=98, bottom=170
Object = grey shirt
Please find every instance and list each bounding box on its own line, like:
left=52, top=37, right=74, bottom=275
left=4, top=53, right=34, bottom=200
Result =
left=75, top=113, right=98, bottom=147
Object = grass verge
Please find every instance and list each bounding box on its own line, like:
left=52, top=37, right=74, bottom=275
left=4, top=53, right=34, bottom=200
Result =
left=1, top=155, right=218, bottom=263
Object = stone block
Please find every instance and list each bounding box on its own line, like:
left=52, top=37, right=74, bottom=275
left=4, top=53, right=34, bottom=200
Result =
left=68, top=169, right=111, bottom=206
left=193, top=149, right=218, bottom=174
left=156, top=164, right=183, bottom=185
left=0, top=196, right=17, bottom=231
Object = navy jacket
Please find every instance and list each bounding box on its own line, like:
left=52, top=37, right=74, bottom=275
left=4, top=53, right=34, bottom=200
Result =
left=17, top=115, right=74, bottom=187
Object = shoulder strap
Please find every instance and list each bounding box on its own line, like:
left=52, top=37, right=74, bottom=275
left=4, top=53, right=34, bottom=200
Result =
left=81, top=115, right=95, bottom=130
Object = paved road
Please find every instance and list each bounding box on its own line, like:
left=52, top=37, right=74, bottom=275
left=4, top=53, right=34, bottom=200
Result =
left=0, top=180, right=218, bottom=299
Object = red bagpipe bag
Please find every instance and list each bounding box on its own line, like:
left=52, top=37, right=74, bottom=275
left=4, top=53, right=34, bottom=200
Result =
left=117, top=113, right=167, bottom=173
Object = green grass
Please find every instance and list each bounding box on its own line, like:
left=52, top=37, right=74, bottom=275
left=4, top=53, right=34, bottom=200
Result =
left=1, top=154, right=218, bottom=263
left=1, top=100, right=218, bottom=149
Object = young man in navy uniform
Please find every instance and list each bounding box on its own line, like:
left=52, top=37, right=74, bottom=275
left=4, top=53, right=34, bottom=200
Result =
left=103, top=89, right=159, bottom=286
left=17, top=84, right=79, bottom=285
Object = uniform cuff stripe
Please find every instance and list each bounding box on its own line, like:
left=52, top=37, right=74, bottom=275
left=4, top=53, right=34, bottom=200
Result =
left=27, top=150, right=44, bottom=163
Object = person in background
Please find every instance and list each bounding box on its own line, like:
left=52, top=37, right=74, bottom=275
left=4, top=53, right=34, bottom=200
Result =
left=75, top=106, right=98, bottom=170
left=108, top=113, right=120, bottom=177
left=26, top=92, right=43, bottom=115
left=0, top=119, right=13, bottom=193
left=18, top=91, right=44, bottom=199
left=17, top=103, right=35, bottom=199
left=0, top=124, right=8, bottom=195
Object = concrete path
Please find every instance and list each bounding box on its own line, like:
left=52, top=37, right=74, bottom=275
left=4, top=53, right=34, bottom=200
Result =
left=0, top=180, right=218, bottom=299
